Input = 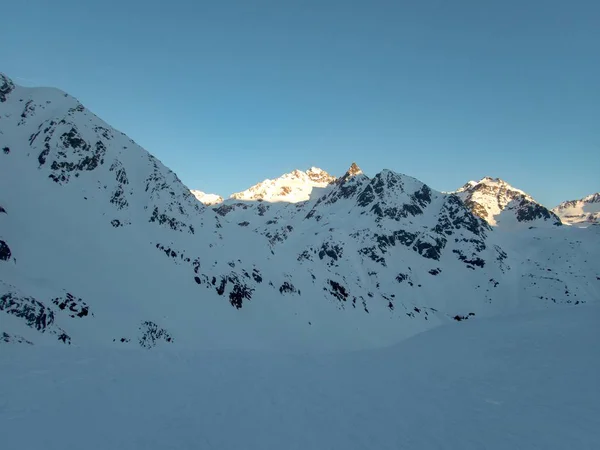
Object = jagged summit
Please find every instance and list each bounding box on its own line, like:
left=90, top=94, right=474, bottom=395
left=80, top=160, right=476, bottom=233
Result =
left=335, top=162, right=367, bottom=187
left=306, top=166, right=335, bottom=184
left=552, top=192, right=600, bottom=225
left=229, top=167, right=336, bottom=203
left=454, top=177, right=561, bottom=228
left=346, top=162, right=363, bottom=177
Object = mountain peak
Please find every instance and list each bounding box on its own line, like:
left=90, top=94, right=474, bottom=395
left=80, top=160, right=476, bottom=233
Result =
left=454, top=177, right=560, bottom=227
left=190, top=190, right=223, bottom=206
left=304, top=167, right=336, bottom=184
left=481, top=176, right=503, bottom=183
left=346, top=162, right=363, bottom=177
left=229, top=167, right=336, bottom=203
left=457, top=177, right=529, bottom=197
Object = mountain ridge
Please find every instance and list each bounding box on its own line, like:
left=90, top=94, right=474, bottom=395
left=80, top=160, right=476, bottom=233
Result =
left=1, top=72, right=599, bottom=350
left=552, top=193, right=600, bottom=225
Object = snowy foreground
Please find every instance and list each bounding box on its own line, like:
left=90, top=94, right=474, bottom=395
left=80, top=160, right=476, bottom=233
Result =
left=2, top=305, right=599, bottom=450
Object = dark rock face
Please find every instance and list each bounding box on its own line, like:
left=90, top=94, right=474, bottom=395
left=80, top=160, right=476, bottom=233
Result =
left=354, top=172, right=433, bottom=222
left=153, top=241, right=264, bottom=310
left=0, top=74, right=15, bottom=102
left=52, top=131, right=106, bottom=183
left=19, top=100, right=36, bottom=124
left=375, top=230, right=418, bottom=252
left=359, top=246, right=386, bottom=266
left=51, top=293, right=92, bottom=318
left=264, top=225, right=294, bottom=246
left=213, top=204, right=239, bottom=217
left=0, top=293, right=53, bottom=331
left=0, top=240, right=11, bottom=261
left=396, top=273, right=412, bottom=284
left=515, top=199, right=561, bottom=225
left=452, top=249, right=485, bottom=268
left=279, top=281, right=299, bottom=295
left=318, top=242, right=343, bottom=265
left=370, top=230, right=447, bottom=262
left=436, top=195, right=489, bottom=237
left=0, top=291, right=71, bottom=344
left=109, top=160, right=129, bottom=209
left=215, top=273, right=255, bottom=309
left=1, top=332, right=33, bottom=345
left=149, top=206, right=195, bottom=234
left=453, top=314, right=475, bottom=322
left=31, top=121, right=106, bottom=184
left=412, top=236, right=446, bottom=260
left=326, top=279, right=349, bottom=302
left=228, top=282, right=254, bottom=309
left=138, top=321, right=173, bottom=348
left=257, top=203, right=270, bottom=216
left=143, top=155, right=200, bottom=233
left=252, top=269, right=263, bottom=283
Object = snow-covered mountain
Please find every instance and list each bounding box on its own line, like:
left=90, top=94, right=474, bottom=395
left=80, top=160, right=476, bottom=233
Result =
left=229, top=166, right=336, bottom=202
left=190, top=190, right=223, bottom=205
left=1, top=73, right=599, bottom=351
left=454, top=177, right=562, bottom=228
left=552, top=193, right=600, bottom=225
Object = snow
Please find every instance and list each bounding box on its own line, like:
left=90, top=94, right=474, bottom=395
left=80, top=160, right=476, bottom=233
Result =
left=453, top=177, right=560, bottom=227
left=229, top=167, right=336, bottom=202
left=189, top=190, right=223, bottom=205
left=552, top=193, right=600, bottom=225
left=1, top=304, right=599, bottom=450
left=2, top=71, right=600, bottom=450
left=1, top=72, right=599, bottom=355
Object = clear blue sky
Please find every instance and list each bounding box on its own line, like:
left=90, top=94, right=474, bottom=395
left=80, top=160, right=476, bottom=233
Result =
left=2, top=0, right=599, bottom=206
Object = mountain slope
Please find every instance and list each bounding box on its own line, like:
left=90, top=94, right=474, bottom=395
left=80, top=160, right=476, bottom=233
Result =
left=3, top=304, right=599, bottom=449
left=1, top=73, right=599, bottom=350
left=454, top=177, right=561, bottom=228
left=552, top=193, right=600, bottom=225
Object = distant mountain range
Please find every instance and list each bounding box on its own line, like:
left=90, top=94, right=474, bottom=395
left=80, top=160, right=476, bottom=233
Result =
left=193, top=166, right=597, bottom=228
left=552, top=193, right=600, bottom=225
left=1, top=72, right=599, bottom=350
